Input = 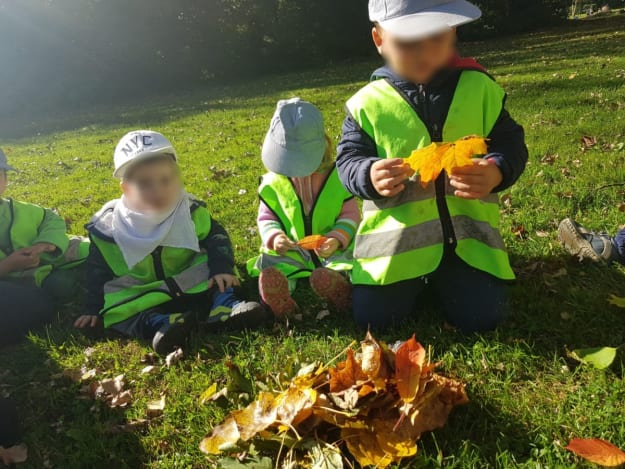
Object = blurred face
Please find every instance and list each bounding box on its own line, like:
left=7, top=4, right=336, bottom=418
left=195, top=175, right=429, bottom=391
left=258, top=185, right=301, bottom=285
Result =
left=372, top=26, right=457, bottom=84
left=0, top=171, right=7, bottom=196
left=121, top=156, right=181, bottom=213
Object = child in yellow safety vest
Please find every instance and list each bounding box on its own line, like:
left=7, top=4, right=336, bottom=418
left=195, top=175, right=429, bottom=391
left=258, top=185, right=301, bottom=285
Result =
left=336, top=0, right=529, bottom=333
left=74, top=131, right=267, bottom=355
left=247, top=98, right=361, bottom=317
left=0, top=149, right=87, bottom=346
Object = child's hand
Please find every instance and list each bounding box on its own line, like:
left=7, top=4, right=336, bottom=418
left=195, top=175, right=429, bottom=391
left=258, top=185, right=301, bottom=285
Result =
left=370, top=158, right=413, bottom=198
left=273, top=234, right=297, bottom=255
left=316, top=237, right=340, bottom=259
left=74, top=315, right=101, bottom=329
left=5, top=248, right=41, bottom=272
left=29, top=243, right=57, bottom=256
left=208, top=274, right=240, bottom=293
left=449, top=159, right=503, bottom=200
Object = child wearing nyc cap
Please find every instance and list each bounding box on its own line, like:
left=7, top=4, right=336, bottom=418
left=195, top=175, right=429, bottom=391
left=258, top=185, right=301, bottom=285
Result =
left=247, top=98, right=361, bottom=317
left=0, top=149, right=87, bottom=346
left=337, top=0, right=529, bottom=333
left=74, top=131, right=267, bottom=355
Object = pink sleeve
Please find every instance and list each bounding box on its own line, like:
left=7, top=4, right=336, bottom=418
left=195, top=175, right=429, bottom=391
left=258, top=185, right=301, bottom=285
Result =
left=258, top=201, right=285, bottom=250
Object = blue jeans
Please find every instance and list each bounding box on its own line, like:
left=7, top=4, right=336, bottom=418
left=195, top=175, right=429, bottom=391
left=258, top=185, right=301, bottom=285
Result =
left=352, top=252, right=509, bottom=334
left=110, top=288, right=242, bottom=341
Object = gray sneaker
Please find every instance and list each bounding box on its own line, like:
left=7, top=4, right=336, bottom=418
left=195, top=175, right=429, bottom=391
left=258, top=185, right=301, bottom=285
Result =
left=558, top=218, right=620, bottom=264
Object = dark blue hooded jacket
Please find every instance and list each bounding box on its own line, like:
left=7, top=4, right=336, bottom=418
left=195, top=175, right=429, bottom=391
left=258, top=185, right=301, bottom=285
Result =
left=337, top=62, right=528, bottom=201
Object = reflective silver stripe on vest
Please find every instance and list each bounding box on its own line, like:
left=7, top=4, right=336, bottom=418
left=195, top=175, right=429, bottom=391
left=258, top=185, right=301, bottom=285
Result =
left=103, top=261, right=209, bottom=295
left=363, top=180, right=435, bottom=212
left=354, top=219, right=445, bottom=258
left=354, top=216, right=504, bottom=258
left=451, top=215, right=506, bottom=250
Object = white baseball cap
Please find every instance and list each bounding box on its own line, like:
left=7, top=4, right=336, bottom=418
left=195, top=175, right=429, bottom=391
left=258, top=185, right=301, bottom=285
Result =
left=113, top=130, right=177, bottom=178
left=369, top=0, right=482, bottom=41
left=261, top=98, right=327, bottom=177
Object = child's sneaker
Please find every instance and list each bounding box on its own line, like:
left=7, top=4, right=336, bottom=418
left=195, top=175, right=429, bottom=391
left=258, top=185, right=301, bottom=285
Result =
left=259, top=267, right=299, bottom=318
left=558, top=218, right=621, bottom=264
left=151, top=312, right=191, bottom=356
left=226, top=301, right=270, bottom=330
left=309, top=268, right=351, bottom=312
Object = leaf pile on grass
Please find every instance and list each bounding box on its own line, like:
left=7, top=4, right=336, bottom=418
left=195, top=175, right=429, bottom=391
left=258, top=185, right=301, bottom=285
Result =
left=200, top=333, right=468, bottom=468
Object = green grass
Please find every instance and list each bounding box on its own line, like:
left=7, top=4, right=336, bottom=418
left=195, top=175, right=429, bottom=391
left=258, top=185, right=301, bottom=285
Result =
left=1, top=17, right=625, bottom=469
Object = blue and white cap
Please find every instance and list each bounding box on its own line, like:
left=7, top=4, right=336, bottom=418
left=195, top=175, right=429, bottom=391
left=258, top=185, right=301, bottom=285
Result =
left=369, top=0, right=481, bottom=41
left=113, top=130, right=177, bottom=178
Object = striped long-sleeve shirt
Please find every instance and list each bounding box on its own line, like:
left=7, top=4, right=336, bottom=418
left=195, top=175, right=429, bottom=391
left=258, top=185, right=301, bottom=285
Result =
left=257, top=171, right=361, bottom=251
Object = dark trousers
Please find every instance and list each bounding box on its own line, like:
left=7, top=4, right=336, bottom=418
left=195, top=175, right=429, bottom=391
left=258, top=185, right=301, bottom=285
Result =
left=352, top=252, right=509, bottom=334
left=614, top=229, right=625, bottom=261
left=0, top=270, right=81, bottom=346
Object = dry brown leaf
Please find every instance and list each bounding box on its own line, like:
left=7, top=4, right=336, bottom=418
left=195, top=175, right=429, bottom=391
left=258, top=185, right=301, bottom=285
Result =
left=147, top=395, right=166, bottom=418
left=342, top=427, right=394, bottom=469
left=566, top=438, right=625, bottom=467
left=231, top=392, right=278, bottom=441
left=110, top=390, right=133, bottom=408
left=395, top=335, right=426, bottom=404
left=329, top=349, right=367, bottom=393
left=165, top=348, right=183, bottom=368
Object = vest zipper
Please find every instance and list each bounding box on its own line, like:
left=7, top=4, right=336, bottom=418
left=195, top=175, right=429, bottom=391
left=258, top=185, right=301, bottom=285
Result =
left=418, top=85, right=457, bottom=247
left=289, top=178, right=324, bottom=269
left=152, top=246, right=183, bottom=297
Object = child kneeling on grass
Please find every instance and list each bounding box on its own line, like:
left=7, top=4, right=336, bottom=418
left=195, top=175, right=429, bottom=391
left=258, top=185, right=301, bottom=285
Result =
left=74, top=131, right=267, bottom=355
left=0, top=149, right=87, bottom=346
left=559, top=218, right=625, bottom=265
left=336, top=0, right=529, bottom=333
left=247, top=98, right=361, bottom=317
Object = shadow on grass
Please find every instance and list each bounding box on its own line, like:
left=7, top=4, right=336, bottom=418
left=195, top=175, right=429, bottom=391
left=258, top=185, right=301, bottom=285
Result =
left=0, top=326, right=147, bottom=468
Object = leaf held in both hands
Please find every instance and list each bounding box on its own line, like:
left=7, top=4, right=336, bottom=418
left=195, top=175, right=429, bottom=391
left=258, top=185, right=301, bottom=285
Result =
left=395, top=335, right=427, bottom=403
left=569, top=347, right=618, bottom=370
left=608, top=294, right=625, bottom=308
left=566, top=438, right=625, bottom=467
left=298, top=235, right=328, bottom=251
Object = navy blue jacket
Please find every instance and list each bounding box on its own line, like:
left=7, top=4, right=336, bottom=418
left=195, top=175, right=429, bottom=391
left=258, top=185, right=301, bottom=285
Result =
left=337, top=64, right=528, bottom=201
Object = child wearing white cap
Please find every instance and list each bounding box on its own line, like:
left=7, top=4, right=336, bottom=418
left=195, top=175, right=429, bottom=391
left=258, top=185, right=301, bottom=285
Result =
left=0, top=149, right=88, bottom=346
left=74, top=131, right=267, bottom=355
left=247, top=98, right=361, bottom=317
left=337, top=0, right=528, bottom=333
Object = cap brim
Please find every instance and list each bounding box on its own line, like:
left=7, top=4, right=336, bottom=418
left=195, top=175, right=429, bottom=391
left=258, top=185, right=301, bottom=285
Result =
left=261, top=137, right=325, bottom=178
left=113, top=151, right=177, bottom=178
left=377, top=0, right=481, bottom=41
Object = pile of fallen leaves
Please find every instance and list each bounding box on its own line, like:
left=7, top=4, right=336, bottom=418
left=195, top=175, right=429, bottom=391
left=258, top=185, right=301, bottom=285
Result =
left=404, top=135, right=488, bottom=187
left=200, top=333, right=468, bottom=468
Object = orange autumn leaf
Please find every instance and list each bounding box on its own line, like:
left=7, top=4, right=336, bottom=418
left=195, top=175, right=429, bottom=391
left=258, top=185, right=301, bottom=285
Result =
left=566, top=438, right=625, bottom=467
left=329, top=349, right=367, bottom=393
left=404, top=135, right=488, bottom=187
left=297, top=235, right=328, bottom=250
left=395, top=335, right=427, bottom=404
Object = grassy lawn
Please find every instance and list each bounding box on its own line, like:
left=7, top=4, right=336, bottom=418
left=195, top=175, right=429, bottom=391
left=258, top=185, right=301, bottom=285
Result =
left=1, top=17, right=625, bottom=469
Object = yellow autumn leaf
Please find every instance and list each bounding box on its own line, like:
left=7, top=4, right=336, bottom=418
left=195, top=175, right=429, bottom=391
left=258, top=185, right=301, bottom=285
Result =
left=404, top=136, right=488, bottom=187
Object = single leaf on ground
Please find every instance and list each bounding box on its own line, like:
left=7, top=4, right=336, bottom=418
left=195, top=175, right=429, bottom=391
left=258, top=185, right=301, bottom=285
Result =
left=566, top=438, right=625, bottom=467
left=146, top=395, right=166, bottom=418
left=200, top=417, right=241, bottom=455
left=165, top=348, right=183, bottom=368
left=608, top=294, right=625, bottom=308
left=298, top=235, right=328, bottom=251
left=568, top=347, right=618, bottom=370
left=226, top=361, right=254, bottom=394
left=200, top=383, right=218, bottom=404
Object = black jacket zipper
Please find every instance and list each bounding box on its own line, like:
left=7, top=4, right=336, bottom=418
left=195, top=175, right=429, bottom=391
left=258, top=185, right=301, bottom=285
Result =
left=417, top=85, right=457, bottom=248
left=152, top=246, right=183, bottom=297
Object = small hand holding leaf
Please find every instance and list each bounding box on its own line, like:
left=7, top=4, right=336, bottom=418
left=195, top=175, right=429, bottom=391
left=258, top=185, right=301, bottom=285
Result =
left=316, top=237, right=340, bottom=258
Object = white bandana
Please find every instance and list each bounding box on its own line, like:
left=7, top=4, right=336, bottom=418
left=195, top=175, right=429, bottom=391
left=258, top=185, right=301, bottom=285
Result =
left=112, top=191, right=200, bottom=269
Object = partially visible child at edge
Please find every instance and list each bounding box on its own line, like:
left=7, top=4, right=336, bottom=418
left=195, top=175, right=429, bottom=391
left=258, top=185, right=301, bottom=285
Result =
left=336, top=0, right=529, bottom=333
left=74, top=131, right=267, bottom=355
left=247, top=98, right=361, bottom=317
left=559, top=218, right=625, bottom=265
left=0, top=149, right=87, bottom=346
